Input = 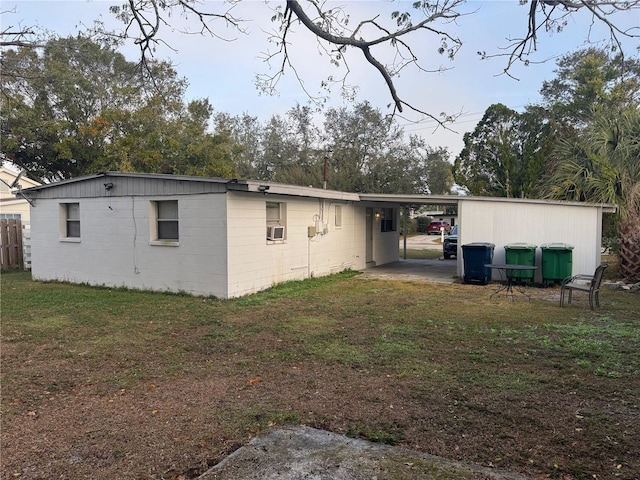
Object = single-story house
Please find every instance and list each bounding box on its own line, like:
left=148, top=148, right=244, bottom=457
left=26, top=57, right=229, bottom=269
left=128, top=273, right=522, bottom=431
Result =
left=22, top=172, right=614, bottom=298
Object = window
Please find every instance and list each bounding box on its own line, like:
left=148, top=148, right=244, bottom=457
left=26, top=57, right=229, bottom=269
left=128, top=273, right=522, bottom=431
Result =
left=335, top=205, right=342, bottom=228
left=0, top=213, right=21, bottom=220
left=266, top=201, right=286, bottom=241
left=61, top=203, right=80, bottom=238
left=152, top=200, right=179, bottom=242
left=381, top=207, right=396, bottom=232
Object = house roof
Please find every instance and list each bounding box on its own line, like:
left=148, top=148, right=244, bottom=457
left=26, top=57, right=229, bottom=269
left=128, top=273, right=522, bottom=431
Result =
left=1, top=166, right=41, bottom=199
left=20, top=171, right=227, bottom=191
left=359, top=193, right=458, bottom=206
left=20, top=171, right=616, bottom=212
left=21, top=171, right=361, bottom=202
left=360, top=193, right=617, bottom=212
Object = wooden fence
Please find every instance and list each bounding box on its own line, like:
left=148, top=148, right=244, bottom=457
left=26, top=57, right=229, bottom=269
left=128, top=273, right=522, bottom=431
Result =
left=0, top=219, right=24, bottom=270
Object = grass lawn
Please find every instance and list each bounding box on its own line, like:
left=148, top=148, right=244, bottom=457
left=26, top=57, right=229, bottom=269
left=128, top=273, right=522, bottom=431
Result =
left=2, top=270, right=639, bottom=479
left=403, top=248, right=443, bottom=260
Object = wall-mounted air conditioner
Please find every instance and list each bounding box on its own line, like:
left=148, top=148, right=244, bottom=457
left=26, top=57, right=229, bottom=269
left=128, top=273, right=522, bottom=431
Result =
left=267, top=225, right=285, bottom=241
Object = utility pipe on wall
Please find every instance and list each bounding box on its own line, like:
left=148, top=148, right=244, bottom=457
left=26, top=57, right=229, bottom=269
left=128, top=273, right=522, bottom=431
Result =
left=403, top=206, right=408, bottom=260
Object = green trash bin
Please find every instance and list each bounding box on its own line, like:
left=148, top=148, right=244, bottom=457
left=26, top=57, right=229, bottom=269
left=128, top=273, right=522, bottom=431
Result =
left=504, top=243, right=537, bottom=284
left=541, top=243, right=574, bottom=285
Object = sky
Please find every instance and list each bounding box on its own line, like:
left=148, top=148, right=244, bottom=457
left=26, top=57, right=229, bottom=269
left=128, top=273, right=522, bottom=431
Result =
left=2, top=0, right=639, bottom=159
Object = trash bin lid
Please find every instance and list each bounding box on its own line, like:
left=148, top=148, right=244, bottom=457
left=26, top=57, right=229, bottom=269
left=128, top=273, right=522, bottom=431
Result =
left=463, top=242, right=495, bottom=248
left=540, top=243, right=574, bottom=249
left=505, top=242, right=537, bottom=249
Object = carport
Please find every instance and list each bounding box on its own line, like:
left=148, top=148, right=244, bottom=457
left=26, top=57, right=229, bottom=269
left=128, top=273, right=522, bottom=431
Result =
left=359, top=194, right=615, bottom=283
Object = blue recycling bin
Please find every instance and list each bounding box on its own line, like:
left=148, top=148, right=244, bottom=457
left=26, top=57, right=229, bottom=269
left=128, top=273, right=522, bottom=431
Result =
left=462, top=243, right=495, bottom=285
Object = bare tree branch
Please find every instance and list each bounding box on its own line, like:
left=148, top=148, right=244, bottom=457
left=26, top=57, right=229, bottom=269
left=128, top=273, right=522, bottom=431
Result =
left=103, top=0, right=245, bottom=90
left=0, top=6, right=39, bottom=49
left=482, top=0, right=640, bottom=79
left=4, top=1, right=638, bottom=126
left=0, top=38, right=38, bottom=48
left=275, top=0, right=466, bottom=123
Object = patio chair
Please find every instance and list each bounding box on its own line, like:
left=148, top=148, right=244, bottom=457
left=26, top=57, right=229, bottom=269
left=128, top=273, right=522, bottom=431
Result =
left=560, top=264, right=608, bottom=310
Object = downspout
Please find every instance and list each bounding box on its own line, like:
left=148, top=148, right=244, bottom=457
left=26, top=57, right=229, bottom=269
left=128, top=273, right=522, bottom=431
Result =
left=402, top=206, right=408, bottom=260
left=308, top=235, right=311, bottom=278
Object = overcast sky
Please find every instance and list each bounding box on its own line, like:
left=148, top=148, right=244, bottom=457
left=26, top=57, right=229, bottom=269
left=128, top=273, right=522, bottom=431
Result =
left=3, top=1, right=639, bottom=158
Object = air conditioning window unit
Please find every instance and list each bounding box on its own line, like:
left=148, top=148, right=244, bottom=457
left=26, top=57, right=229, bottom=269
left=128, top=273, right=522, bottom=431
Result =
left=267, top=225, right=285, bottom=241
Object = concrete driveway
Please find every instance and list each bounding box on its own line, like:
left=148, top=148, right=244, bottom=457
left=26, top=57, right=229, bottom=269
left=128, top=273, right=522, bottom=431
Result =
left=400, top=233, right=448, bottom=250
left=358, top=234, right=459, bottom=284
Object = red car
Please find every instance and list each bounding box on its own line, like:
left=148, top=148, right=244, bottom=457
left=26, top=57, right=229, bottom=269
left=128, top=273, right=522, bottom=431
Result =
left=427, top=220, right=451, bottom=235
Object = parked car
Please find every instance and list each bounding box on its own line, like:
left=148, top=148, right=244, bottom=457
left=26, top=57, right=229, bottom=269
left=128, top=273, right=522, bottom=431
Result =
left=427, top=220, right=451, bottom=235
left=443, top=225, right=458, bottom=259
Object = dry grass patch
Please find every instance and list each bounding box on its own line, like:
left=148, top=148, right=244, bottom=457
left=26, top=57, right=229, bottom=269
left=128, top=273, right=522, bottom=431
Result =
left=2, top=271, right=639, bottom=479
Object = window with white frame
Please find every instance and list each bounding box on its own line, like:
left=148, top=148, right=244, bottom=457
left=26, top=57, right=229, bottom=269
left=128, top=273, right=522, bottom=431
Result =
left=151, top=200, right=179, bottom=242
left=60, top=202, right=80, bottom=238
left=381, top=207, right=396, bottom=232
left=335, top=205, right=342, bottom=228
left=266, top=201, right=286, bottom=241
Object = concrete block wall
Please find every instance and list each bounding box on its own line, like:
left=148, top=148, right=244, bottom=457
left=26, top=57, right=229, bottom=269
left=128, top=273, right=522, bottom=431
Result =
left=30, top=194, right=228, bottom=296
left=226, top=192, right=367, bottom=298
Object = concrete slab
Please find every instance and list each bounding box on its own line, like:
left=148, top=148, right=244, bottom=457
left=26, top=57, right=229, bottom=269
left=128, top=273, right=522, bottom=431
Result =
left=196, top=426, right=533, bottom=480
left=360, top=259, right=459, bottom=284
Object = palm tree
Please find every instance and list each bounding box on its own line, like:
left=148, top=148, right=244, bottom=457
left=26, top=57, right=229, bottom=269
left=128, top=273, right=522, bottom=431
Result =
left=545, top=106, right=640, bottom=282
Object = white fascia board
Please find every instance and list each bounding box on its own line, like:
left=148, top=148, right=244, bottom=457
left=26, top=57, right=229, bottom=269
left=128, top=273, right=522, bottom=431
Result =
left=457, top=196, right=617, bottom=213
left=241, top=181, right=360, bottom=201
left=359, top=194, right=460, bottom=206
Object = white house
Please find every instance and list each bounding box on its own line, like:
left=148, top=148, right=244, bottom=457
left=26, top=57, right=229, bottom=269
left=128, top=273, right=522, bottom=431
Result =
left=22, top=172, right=401, bottom=297
left=1, top=165, right=41, bottom=270
left=0, top=165, right=41, bottom=221
left=22, top=172, right=614, bottom=297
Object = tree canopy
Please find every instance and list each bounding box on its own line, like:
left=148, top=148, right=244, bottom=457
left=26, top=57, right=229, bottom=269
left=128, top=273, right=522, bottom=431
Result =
left=453, top=103, right=551, bottom=198
left=0, top=35, right=452, bottom=194
left=540, top=48, right=640, bottom=128
left=216, top=101, right=453, bottom=194
left=543, top=106, right=640, bottom=281
left=454, top=48, right=640, bottom=197
left=0, top=36, right=237, bottom=181
left=544, top=107, right=640, bottom=214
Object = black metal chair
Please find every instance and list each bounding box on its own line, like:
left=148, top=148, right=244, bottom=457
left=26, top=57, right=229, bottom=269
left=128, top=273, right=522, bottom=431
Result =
left=560, top=264, right=608, bottom=310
